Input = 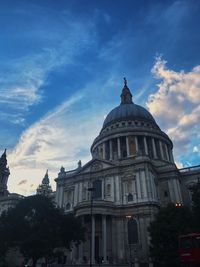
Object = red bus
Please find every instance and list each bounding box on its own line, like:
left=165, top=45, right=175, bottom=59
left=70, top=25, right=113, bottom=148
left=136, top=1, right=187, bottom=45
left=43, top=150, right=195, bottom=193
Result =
left=179, top=233, right=200, bottom=267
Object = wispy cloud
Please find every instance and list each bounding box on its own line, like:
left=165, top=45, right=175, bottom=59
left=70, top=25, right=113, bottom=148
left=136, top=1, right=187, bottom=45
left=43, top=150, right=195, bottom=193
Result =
left=7, top=77, right=117, bottom=195
left=147, top=57, right=200, bottom=163
left=0, top=12, right=95, bottom=125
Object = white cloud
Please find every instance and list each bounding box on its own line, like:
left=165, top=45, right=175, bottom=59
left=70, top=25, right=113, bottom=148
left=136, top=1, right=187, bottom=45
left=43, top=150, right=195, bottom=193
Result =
left=147, top=57, right=200, bottom=161
left=193, top=146, right=200, bottom=154
left=7, top=77, right=116, bottom=195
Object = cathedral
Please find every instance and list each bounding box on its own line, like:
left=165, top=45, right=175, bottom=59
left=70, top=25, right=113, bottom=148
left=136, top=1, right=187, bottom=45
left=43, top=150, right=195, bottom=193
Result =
left=0, top=80, right=199, bottom=266
left=55, top=80, right=200, bottom=266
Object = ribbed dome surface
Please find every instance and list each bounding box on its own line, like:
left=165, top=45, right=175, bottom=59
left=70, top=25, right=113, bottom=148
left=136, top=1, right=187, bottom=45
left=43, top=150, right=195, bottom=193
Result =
left=103, top=103, right=156, bottom=128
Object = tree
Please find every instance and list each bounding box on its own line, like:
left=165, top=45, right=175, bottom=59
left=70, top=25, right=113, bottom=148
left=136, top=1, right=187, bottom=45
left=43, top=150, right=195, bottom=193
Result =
left=148, top=204, right=193, bottom=267
left=0, top=195, right=85, bottom=267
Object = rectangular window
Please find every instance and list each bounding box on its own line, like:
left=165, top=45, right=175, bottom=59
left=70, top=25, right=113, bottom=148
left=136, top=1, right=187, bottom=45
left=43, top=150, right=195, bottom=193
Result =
left=155, top=139, right=161, bottom=158
left=147, top=137, right=153, bottom=159
left=120, top=136, right=127, bottom=157
left=93, top=180, right=102, bottom=199
left=129, top=136, right=136, bottom=155
left=138, top=136, right=145, bottom=155
left=112, top=138, right=118, bottom=159
left=162, top=142, right=167, bottom=160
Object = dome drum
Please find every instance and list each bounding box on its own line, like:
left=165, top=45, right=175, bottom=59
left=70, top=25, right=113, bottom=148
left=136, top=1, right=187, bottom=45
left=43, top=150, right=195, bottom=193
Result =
left=91, top=134, right=174, bottom=163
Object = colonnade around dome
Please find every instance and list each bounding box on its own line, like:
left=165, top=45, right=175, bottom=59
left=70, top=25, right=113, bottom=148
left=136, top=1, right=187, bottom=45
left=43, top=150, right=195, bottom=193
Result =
left=92, top=133, right=174, bottom=164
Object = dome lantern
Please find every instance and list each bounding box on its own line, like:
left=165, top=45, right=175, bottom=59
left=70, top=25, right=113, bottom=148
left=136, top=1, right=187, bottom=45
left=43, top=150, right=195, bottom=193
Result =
left=120, top=77, right=133, bottom=104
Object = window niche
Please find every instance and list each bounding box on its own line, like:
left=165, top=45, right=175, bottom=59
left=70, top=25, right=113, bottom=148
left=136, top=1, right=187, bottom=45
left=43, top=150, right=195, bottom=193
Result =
left=155, top=139, right=161, bottom=159
left=93, top=180, right=102, bottom=199
left=138, top=136, right=145, bottom=156
left=65, top=202, right=71, bottom=210
left=112, top=138, right=118, bottom=160
left=128, top=136, right=136, bottom=156
left=164, top=190, right=168, bottom=197
left=128, top=193, right=133, bottom=202
left=128, top=218, right=139, bottom=245
left=106, top=184, right=111, bottom=196
left=120, top=136, right=127, bottom=158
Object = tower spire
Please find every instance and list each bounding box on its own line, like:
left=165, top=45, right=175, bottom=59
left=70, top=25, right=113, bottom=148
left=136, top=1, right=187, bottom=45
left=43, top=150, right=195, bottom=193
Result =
left=0, top=149, right=7, bottom=169
left=0, top=149, right=9, bottom=196
left=42, top=169, right=49, bottom=185
left=120, top=77, right=133, bottom=104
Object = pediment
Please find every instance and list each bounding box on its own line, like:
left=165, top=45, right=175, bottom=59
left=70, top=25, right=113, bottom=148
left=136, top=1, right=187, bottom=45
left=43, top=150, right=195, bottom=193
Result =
left=78, top=159, right=116, bottom=174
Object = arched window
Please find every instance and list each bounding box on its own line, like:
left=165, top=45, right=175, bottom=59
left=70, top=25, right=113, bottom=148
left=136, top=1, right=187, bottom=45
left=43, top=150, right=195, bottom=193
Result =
left=128, top=193, right=133, bottom=202
left=65, top=202, right=71, bottom=210
left=128, top=218, right=139, bottom=244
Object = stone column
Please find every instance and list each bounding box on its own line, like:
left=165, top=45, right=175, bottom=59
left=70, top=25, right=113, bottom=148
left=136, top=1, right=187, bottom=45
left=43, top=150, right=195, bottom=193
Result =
left=135, top=136, right=139, bottom=154
left=141, top=170, right=147, bottom=199
left=117, top=138, right=121, bottom=158
left=176, top=179, right=183, bottom=202
left=152, top=138, right=157, bottom=158
left=136, top=172, right=141, bottom=201
left=103, top=142, right=106, bottom=160
left=111, top=217, right=116, bottom=264
left=74, top=184, right=78, bottom=206
left=117, top=218, right=125, bottom=262
left=92, top=215, right=95, bottom=263
left=169, top=148, right=174, bottom=163
left=126, top=136, right=130, bottom=156
left=111, top=176, right=114, bottom=201
left=102, top=215, right=107, bottom=263
left=173, top=179, right=180, bottom=202
left=55, top=185, right=60, bottom=206
left=115, top=175, right=120, bottom=204
left=79, top=182, right=82, bottom=202
left=78, top=216, right=84, bottom=263
left=159, top=141, right=164, bottom=159
left=59, top=186, right=64, bottom=208
left=109, top=140, right=113, bottom=160
left=168, top=179, right=176, bottom=202
left=144, top=137, right=148, bottom=155
left=165, top=144, right=170, bottom=161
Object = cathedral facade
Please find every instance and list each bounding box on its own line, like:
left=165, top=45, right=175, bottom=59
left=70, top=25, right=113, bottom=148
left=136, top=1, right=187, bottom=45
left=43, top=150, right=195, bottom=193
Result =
left=55, top=81, right=200, bottom=266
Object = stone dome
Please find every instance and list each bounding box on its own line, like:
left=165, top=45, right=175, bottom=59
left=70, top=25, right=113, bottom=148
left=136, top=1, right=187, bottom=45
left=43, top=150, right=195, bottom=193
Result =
left=102, top=78, right=157, bottom=130
left=103, top=103, right=156, bottom=129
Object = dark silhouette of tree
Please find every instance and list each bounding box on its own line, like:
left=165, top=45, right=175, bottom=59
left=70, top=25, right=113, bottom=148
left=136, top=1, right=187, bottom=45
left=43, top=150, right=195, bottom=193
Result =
left=148, top=204, right=193, bottom=267
left=0, top=195, right=85, bottom=267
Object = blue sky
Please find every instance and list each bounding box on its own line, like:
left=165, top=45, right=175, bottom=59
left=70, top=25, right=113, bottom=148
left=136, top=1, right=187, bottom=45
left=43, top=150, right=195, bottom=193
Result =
left=0, top=0, right=200, bottom=195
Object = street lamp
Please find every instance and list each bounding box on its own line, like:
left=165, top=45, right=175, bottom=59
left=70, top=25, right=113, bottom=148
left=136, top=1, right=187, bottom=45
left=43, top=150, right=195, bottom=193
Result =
left=88, top=187, right=95, bottom=267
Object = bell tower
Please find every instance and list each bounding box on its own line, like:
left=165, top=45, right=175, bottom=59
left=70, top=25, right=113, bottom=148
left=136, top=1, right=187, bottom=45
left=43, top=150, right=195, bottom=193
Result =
left=0, top=149, right=10, bottom=196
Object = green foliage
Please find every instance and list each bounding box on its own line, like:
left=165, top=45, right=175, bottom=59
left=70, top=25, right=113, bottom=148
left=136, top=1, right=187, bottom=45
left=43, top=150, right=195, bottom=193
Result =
left=0, top=195, right=85, bottom=266
left=149, top=204, right=193, bottom=267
